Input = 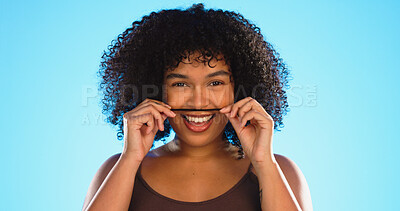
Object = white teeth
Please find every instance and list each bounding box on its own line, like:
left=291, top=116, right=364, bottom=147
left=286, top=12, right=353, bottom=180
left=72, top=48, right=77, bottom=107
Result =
left=185, top=115, right=213, bottom=123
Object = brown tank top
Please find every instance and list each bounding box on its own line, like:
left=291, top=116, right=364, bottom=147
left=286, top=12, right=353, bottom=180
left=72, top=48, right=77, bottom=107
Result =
left=128, top=162, right=261, bottom=211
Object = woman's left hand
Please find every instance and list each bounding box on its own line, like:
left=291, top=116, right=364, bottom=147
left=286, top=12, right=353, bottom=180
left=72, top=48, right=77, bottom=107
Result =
left=220, top=97, right=275, bottom=163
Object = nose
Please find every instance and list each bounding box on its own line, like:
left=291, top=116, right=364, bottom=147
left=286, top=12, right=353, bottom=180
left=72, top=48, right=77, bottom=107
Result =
left=187, top=86, right=210, bottom=109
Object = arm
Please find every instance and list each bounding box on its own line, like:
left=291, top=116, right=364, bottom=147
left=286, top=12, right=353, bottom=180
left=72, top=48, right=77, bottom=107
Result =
left=82, top=99, right=175, bottom=210
left=219, top=98, right=313, bottom=210
left=82, top=153, right=141, bottom=211
left=253, top=154, right=313, bottom=211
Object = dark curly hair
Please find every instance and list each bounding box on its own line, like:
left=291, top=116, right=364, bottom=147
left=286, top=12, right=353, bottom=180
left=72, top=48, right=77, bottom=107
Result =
left=98, top=3, right=291, bottom=154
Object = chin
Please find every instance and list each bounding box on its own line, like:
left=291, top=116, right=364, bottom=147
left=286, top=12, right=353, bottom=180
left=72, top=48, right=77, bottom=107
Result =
left=177, top=133, right=220, bottom=147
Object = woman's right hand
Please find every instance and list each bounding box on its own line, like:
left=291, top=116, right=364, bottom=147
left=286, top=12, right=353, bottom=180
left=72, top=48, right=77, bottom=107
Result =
left=121, top=98, right=176, bottom=162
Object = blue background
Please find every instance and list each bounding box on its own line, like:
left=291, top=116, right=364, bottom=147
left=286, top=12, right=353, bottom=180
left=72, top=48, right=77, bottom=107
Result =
left=1, top=0, right=399, bottom=210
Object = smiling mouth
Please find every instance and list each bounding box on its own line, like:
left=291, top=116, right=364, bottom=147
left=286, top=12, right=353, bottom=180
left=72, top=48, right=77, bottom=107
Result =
left=181, top=114, right=216, bottom=123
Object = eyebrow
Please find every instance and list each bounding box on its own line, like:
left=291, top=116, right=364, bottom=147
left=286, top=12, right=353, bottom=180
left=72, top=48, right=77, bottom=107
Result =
left=165, top=70, right=230, bottom=80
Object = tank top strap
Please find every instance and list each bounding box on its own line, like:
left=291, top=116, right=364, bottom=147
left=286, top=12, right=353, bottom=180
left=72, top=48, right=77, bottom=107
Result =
left=247, top=162, right=253, bottom=173
left=137, top=162, right=143, bottom=176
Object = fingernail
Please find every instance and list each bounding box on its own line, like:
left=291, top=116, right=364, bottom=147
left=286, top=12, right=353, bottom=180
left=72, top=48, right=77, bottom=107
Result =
left=230, top=111, right=235, bottom=117
left=170, top=111, right=176, bottom=116
left=220, top=107, right=227, bottom=112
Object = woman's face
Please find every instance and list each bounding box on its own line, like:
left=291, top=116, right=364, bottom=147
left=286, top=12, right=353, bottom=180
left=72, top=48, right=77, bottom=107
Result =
left=163, top=53, right=234, bottom=147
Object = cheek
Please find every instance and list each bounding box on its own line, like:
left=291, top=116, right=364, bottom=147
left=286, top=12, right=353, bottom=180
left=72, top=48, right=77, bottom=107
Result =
left=167, top=115, right=184, bottom=129
left=214, top=113, right=229, bottom=127
left=163, top=88, right=178, bottom=105
left=165, top=90, right=189, bottom=106
left=218, top=86, right=234, bottom=105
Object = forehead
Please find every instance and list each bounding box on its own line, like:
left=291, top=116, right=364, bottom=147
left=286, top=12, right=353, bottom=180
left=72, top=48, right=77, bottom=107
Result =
left=164, top=53, right=230, bottom=77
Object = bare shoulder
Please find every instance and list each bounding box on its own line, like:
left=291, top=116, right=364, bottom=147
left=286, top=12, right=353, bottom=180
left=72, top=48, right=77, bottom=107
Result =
left=82, top=153, right=122, bottom=210
left=102, top=153, right=122, bottom=167
left=274, top=153, right=304, bottom=178
left=271, top=154, right=314, bottom=211
left=90, top=153, right=122, bottom=183
left=83, top=149, right=166, bottom=210
left=93, top=153, right=123, bottom=176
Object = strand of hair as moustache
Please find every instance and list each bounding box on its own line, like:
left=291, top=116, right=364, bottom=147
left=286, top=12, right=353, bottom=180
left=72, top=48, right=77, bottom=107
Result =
left=170, top=108, right=222, bottom=111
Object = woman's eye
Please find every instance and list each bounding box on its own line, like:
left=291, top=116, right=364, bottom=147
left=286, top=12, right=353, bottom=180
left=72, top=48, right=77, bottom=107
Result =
left=210, top=81, right=223, bottom=86
left=172, top=82, right=186, bottom=87
left=171, top=81, right=223, bottom=87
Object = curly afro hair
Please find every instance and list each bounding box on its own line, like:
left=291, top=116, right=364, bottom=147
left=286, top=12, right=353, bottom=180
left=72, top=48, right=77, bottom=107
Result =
left=98, top=3, right=291, bottom=155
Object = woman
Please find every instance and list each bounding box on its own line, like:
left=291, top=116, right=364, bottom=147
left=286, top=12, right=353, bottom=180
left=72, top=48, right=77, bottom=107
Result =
left=83, top=3, right=313, bottom=211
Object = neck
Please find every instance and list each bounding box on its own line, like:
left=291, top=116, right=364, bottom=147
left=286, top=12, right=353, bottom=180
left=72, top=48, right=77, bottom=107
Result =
left=173, top=134, right=229, bottom=162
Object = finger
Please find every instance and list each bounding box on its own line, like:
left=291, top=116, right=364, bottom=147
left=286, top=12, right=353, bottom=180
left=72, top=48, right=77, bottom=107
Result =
left=148, top=109, right=164, bottom=131
left=132, top=113, right=154, bottom=134
left=124, top=112, right=147, bottom=129
left=135, top=105, right=172, bottom=130
left=161, top=113, right=168, bottom=122
left=135, top=98, right=173, bottom=114
left=147, top=98, right=172, bottom=109
left=223, top=112, right=242, bottom=132
left=219, top=104, right=233, bottom=113
left=147, top=108, right=170, bottom=131
left=136, top=98, right=152, bottom=110
left=230, top=97, right=253, bottom=117
left=151, top=113, right=169, bottom=133
left=157, top=113, right=169, bottom=131
left=237, top=98, right=266, bottom=118
left=142, top=103, right=176, bottom=118
left=142, top=98, right=172, bottom=109
left=219, top=98, right=251, bottom=114
left=240, top=110, right=273, bottom=129
left=133, top=109, right=162, bottom=133
left=145, top=116, right=155, bottom=134
left=237, top=99, right=255, bottom=118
